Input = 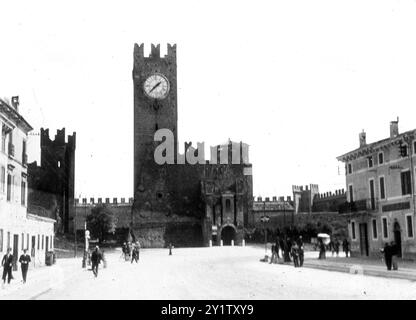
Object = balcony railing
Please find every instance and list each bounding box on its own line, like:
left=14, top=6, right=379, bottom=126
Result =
left=338, top=198, right=379, bottom=214
left=8, top=143, right=14, bottom=157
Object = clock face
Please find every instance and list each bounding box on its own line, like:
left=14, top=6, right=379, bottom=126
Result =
left=143, top=73, right=170, bottom=99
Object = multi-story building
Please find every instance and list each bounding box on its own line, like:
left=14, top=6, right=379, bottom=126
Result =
left=0, top=96, right=55, bottom=269
left=337, top=119, right=416, bottom=259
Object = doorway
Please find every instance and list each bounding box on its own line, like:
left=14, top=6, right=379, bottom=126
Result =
left=359, top=223, right=369, bottom=256
left=394, top=222, right=402, bottom=258
left=221, top=226, right=236, bottom=246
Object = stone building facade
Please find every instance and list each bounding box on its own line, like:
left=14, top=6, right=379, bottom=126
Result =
left=131, top=43, right=253, bottom=247
left=337, top=119, right=416, bottom=259
left=252, top=196, right=294, bottom=229
left=28, top=128, right=76, bottom=234
left=0, top=96, right=55, bottom=269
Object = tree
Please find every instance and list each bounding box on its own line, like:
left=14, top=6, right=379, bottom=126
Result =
left=86, top=205, right=116, bottom=243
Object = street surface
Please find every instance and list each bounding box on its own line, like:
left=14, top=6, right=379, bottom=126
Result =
left=1, top=246, right=416, bottom=300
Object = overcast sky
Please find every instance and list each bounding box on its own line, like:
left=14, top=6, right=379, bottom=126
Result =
left=1, top=0, right=416, bottom=200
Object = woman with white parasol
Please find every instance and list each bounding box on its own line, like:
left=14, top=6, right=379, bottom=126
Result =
left=317, top=233, right=330, bottom=259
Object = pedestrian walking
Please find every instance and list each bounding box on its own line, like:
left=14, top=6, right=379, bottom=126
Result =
left=297, top=236, right=304, bottom=267
left=127, top=242, right=132, bottom=260
left=342, top=238, right=350, bottom=258
left=390, top=241, right=399, bottom=271
left=334, top=238, right=340, bottom=257
left=2, top=248, right=13, bottom=286
left=279, top=237, right=285, bottom=260
left=283, top=237, right=291, bottom=262
left=275, top=237, right=281, bottom=260
left=328, top=238, right=334, bottom=257
left=121, top=242, right=128, bottom=261
left=318, top=238, right=326, bottom=259
left=131, top=241, right=140, bottom=263
left=19, top=249, right=31, bottom=283
left=291, top=242, right=300, bottom=267
left=91, top=246, right=103, bottom=278
left=381, top=242, right=392, bottom=271
left=169, top=243, right=173, bottom=255
left=269, top=244, right=276, bottom=264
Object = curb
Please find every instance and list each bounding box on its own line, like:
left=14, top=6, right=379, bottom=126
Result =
left=302, top=262, right=416, bottom=281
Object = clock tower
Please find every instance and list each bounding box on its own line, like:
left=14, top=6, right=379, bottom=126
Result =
left=132, top=43, right=178, bottom=238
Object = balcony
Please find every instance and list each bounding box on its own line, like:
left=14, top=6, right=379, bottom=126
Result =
left=8, top=143, right=14, bottom=158
left=339, top=198, right=379, bottom=214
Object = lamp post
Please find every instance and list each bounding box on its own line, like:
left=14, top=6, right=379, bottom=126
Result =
left=260, top=209, right=270, bottom=255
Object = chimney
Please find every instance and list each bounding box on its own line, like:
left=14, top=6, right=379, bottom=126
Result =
left=359, top=130, right=366, bottom=147
left=390, top=117, right=399, bottom=138
left=11, top=96, right=19, bottom=111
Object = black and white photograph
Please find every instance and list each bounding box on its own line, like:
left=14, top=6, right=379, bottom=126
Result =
left=1, top=0, right=416, bottom=304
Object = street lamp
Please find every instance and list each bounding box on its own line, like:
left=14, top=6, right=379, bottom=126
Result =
left=260, top=212, right=270, bottom=255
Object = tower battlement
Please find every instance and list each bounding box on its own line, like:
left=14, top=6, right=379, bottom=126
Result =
left=134, top=43, right=177, bottom=61
left=40, top=127, right=76, bottom=151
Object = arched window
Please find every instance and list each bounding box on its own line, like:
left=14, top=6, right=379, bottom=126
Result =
left=225, top=199, right=231, bottom=212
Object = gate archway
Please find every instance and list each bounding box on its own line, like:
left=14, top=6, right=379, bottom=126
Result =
left=221, top=225, right=236, bottom=246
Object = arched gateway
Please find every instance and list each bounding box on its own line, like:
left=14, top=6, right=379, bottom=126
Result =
left=220, top=224, right=236, bottom=246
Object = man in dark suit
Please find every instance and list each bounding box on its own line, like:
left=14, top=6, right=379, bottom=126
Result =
left=2, top=248, right=14, bottom=285
left=91, top=246, right=103, bottom=277
left=19, top=249, right=31, bottom=283
left=297, top=236, right=304, bottom=267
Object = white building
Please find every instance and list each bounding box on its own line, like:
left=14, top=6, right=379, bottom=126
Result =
left=0, top=96, right=55, bottom=269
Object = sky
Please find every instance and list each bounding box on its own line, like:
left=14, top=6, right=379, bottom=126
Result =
left=1, top=0, right=416, bottom=200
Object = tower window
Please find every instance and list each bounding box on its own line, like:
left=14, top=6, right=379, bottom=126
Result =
left=368, top=156, right=373, bottom=168
left=378, top=152, right=384, bottom=165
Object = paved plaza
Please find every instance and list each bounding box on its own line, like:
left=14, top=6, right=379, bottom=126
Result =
left=1, top=246, right=416, bottom=300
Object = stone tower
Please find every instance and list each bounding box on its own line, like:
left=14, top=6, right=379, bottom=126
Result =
left=132, top=43, right=179, bottom=243
left=28, top=128, right=76, bottom=233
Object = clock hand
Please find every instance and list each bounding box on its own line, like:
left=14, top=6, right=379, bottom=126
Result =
left=149, top=82, right=162, bottom=93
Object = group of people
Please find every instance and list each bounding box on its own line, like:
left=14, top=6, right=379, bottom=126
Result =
left=122, top=241, right=141, bottom=263
left=269, top=236, right=305, bottom=268
left=317, top=238, right=350, bottom=260
left=381, top=241, right=400, bottom=271
left=1, top=248, right=32, bottom=287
